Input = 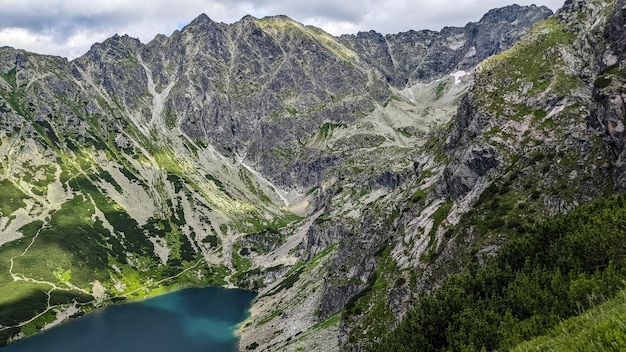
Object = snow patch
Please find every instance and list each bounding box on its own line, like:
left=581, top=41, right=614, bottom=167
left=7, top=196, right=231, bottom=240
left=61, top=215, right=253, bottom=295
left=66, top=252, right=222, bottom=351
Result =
left=450, top=70, right=469, bottom=84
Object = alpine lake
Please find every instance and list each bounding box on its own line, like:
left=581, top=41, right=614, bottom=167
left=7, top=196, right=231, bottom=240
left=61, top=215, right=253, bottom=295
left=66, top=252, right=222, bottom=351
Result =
left=5, top=287, right=256, bottom=352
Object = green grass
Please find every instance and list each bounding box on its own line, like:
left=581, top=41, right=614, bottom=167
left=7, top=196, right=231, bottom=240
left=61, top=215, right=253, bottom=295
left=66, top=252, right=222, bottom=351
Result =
left=318, top=122, right=347, bottom=139
left=512, top=289, right=626, bottom=352
left=312, top=313, right=341, bottom=330
left=12, top=193, right=111, bottom=288
left=0, top=179, right=28, bottom=216
left=0, top=281, right=50, bottom=324
left=18, top=310, right=56, bottom=336
left=410, top=189, right=427, bottom=203
left=478, top=17, right=580, bottom=117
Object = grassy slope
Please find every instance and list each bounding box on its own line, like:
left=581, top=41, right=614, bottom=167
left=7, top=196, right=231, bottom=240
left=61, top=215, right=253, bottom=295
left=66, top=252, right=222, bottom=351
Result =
left=512, top=289, right=626, bottom=352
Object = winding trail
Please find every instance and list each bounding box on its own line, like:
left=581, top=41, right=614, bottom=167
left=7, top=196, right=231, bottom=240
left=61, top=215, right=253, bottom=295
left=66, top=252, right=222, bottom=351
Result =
left=8, top=220, right=46, bottom=282
left=2, top=213, right=209, bottom=334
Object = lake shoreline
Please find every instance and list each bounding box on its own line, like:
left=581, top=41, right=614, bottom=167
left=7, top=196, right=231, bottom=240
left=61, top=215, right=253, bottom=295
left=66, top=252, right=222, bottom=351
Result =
left=5, top=286, right=257, bottom=352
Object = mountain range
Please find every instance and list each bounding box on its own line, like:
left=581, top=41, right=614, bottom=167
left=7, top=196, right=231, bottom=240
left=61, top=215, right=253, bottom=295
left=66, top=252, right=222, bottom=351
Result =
left=0, top=0, right=625, bottom=350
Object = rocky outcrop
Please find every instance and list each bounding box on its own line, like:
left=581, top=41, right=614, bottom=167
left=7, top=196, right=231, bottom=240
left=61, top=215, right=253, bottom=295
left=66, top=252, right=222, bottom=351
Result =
left=445, top=92, right=493, bottom=150
left=444, top=144, right=500, bottom=199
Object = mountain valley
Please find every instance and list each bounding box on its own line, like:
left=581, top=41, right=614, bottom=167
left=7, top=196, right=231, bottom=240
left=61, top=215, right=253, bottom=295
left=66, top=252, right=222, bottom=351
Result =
left=0, top=1, right=625, bottom=351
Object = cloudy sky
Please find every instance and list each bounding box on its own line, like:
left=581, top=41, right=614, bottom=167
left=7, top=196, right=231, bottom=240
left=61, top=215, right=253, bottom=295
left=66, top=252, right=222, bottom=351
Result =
left=0, top=0, right=565, bottom=59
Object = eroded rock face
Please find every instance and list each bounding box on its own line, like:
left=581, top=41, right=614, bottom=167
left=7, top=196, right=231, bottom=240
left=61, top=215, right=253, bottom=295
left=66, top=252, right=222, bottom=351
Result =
left=591, top=0, right=626, bottom=189
left=74, top=14, right=392, bottom=192
left=318, top=1, right=625, bottom=350
left=445, top=92, right=493, bottom=150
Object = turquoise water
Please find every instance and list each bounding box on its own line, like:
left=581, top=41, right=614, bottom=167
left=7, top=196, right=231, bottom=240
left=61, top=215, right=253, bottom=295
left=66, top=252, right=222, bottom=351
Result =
left=5, top=287, right=256, bottom=352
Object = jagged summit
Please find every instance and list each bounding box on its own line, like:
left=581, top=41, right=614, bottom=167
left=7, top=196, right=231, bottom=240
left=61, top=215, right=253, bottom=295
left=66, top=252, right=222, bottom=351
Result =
left=257, top=14, right=296, bottom=22
left=188, top=12, right=215, bottom=25
left=84, top=33, right=142, bottom=55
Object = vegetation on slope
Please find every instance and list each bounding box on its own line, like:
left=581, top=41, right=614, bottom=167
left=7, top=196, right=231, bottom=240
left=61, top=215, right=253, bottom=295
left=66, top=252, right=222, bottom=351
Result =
left=512, top=288, right=626, bottom=352
left=371, top=193, right=626, bottom=351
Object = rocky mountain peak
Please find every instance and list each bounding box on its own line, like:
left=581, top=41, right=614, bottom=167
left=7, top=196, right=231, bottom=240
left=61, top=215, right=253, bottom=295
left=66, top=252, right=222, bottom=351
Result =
left=81, top=34, right=142, bottom=61
left=180, top=12, right=226, bottom=41
left=238, top=14, right=261, bottom=26
left=188, top=12, right=216, bottom=26
left=258, top=14, right=296, bottom=22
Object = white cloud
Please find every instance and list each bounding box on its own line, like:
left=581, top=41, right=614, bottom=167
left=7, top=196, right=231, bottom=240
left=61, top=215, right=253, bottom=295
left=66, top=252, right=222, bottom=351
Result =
left=0, top=28, right=98, bottom=59
left=0, top=0, right=566, bottom=59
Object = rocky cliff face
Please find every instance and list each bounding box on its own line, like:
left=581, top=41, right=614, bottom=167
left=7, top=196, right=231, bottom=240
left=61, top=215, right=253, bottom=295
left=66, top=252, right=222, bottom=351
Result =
left=244, top=0, right=625, bottom=350
left=1, top=2, right=602, bottom=351
left=591, top=0, right=626, bottom=189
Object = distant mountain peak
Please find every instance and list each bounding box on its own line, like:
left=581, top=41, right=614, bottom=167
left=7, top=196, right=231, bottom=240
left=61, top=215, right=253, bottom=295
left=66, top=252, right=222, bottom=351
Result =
left=191, top=13, right=214, bottom=24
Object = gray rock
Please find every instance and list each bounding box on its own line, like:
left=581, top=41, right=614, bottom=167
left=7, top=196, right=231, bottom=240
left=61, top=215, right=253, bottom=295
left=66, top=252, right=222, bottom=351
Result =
left=444, top=144, right=500, bottom=199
